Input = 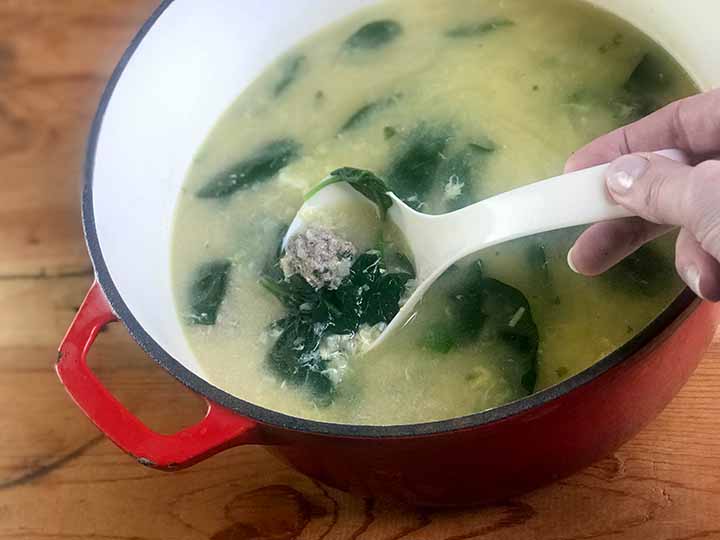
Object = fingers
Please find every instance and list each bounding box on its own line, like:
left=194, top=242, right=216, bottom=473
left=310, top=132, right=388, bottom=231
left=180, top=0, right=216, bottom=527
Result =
left=606, top=155, right=720, bottom=246
left=676, top=229, right=720, bottom=302
left=569, top=154, right=720, bottom=302
left=604, top=153, right=698, bottom=226
left=565, top=88, right=720, bottom=173
left=568, top=218, right=671, bottom=276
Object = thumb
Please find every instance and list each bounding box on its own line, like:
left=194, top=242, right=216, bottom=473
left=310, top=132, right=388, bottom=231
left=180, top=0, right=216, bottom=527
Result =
left=604, top=153, right=693, bottom=228
left=606, top=154, right=720, bottom=259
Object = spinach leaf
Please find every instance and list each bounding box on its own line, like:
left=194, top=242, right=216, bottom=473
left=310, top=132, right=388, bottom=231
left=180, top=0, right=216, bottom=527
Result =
left=386, top=125, right=453, bottom=210
left=343, top=20, right=403, bottom=51
left=339, top=93, right=402, bottom=133
left=189, top=260, right=232, bottom=326
left=446, top=17, right=515, bottom=39
left=439, top=138, right=497, bottom=212
left=197, top=139, right=301, bottom=199
left=569, top=54, right=674, bottom=125
left=613, top=54, right=672, bottom=121
left=273, top=55, right=307, bottom=98
left=423, top=262, right=539, bottom=393
left=602, top=243, right=676, bottom=297
left=306, top=167, right=393, bottom=220
left=261, top=246, right=413, bottom=405
left=267, top=317, right=336, bottom=406
left=468, top=135, right=497, bottom=153
left=624, top=54, right=671, bottom=96
left=364, top=272, right=414, bottom=326
left=480, top=278, right=539, bottom=394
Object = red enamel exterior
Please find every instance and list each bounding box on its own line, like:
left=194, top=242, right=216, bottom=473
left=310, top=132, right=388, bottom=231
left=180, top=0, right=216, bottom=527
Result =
left=56, top=283, right=260, bottom=469
left=57, top=281, right=719, bottom=506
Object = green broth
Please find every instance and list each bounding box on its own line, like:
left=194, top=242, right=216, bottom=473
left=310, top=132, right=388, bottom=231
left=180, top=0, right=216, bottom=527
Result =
left=171, top=0, right=695, bottom=425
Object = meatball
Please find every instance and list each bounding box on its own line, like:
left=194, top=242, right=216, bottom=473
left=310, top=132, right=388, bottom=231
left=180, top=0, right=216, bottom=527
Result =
left=281, top=228, right=357, bottom=290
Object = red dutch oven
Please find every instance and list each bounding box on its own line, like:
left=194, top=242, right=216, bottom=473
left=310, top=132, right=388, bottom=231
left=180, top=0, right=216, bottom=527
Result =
left=57, top=0, right=720, bottom=506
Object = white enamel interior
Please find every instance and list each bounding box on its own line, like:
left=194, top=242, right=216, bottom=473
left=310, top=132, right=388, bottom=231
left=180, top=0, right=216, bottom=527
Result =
left=91, top=0, right=720, bottom=378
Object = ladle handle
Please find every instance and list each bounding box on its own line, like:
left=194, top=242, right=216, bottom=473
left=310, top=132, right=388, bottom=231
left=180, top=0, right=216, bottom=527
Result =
left=443, top=149, right=688, bottom=261
left=56, top=282, right=260, bottom=470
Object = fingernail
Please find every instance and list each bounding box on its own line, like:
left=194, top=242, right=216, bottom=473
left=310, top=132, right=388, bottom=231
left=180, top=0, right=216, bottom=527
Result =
left=606, top=155, right=650, bottom=194
left=684, top=264, right=706, bottom=299
left=567, top=247, right=579, bottom=274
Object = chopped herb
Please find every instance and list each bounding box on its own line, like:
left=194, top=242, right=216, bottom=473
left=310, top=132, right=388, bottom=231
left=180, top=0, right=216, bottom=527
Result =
left=315, top=90, right=326, bottom=104
left=525, top=238, right=558, bottom=306
left=197, top=139, right=301, bottom=199
left=343, top=20, right=403, bottom=51
left=384, top=126, right=398, bottom=140
left=305, top=167, right=393, bottom=220
left=386, top=124, right=453, bottom=210
left=422, top=326, right=456, bottom=354
left=188, top=260, right=232, bottom=326
left=339, top=93, right=403, bottom=134
left=556, top=366, right=569, bottom=379
left=598, top=33, right=624, bottom=54
left=468, top=135, right=497, bottom=153
left=527, top=241, right=550, bottom=283
left=446, top=17, right=515, bottom=39
left=532, top=85, right=540, bottom=92
left=272, top=55, right=307, bottom=98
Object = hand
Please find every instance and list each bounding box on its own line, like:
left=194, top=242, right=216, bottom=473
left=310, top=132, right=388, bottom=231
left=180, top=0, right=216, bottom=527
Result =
left=565, top=88, right=720, bottom=302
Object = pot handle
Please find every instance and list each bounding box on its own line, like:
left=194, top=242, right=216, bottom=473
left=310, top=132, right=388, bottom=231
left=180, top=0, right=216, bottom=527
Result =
left=56, top=281, right=260, bottom=470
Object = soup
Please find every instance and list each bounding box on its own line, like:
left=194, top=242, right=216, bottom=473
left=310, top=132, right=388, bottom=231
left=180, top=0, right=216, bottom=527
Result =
left=171, top=0, right=696, bottom=425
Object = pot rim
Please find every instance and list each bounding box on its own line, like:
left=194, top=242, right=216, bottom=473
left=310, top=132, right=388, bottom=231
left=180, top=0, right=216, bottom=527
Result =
left=83, top=0, right=698, bottom=439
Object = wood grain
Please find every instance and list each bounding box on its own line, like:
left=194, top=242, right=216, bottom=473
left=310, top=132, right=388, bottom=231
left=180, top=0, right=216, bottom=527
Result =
left=0, top=1, right=718, bottom=539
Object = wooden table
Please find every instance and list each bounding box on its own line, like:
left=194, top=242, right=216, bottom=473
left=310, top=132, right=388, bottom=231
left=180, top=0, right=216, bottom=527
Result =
left=1, top=2, right=719, bottom=538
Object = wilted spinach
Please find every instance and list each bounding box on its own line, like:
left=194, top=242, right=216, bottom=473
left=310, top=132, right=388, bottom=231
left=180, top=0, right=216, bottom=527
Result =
left=614, top=53, right=671, bottom=120
left=272, top=55, right=307, bottom=98
left=305, top=167, right=394, bottom=220
left=385, top=124, right=453, bottom=210
left=197, top=139, right=301, bottom=199
left=188, top=260, right=232, bottom=326
left=339, top=93, right=403, bottom=134
left=445, top=17, right=515, bottom=39
left=423, top=262, right=539, bottom=393
left=343, top=20, right=403, bottom=51
left=602, top=243, right=676, bottom=297
left=567, top=53, right=674, bottom=124
left=468, top=135, right=497, bottom=153
left=261, top=244, right=414, bottom=405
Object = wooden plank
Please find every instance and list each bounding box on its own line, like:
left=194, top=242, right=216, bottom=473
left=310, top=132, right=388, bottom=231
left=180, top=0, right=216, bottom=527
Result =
left=0, top=273, right=719, bottom=539
left=0, top=0, right=157, bottom=277
left=1, top=1, right=719, bottom=539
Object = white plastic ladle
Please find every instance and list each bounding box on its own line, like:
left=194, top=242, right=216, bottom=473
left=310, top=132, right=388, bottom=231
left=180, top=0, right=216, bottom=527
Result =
left=285, top=149, right=687, bottom=350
